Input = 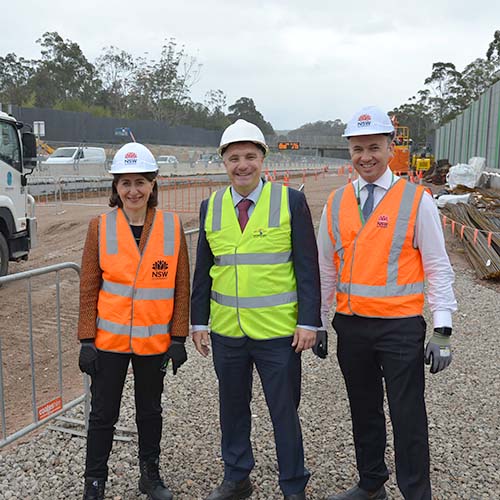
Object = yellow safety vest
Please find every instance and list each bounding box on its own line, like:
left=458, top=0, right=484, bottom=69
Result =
left=205, top=182, right=297, bottom=339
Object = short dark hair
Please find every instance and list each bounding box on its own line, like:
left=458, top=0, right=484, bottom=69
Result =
left=109, top=172, right=158, bottom=208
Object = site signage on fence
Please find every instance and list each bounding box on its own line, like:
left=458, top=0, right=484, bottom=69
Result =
left=37, top=396, right=62, bottom=421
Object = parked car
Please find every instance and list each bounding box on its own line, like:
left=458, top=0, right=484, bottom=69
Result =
left=157, top=155, right=179, bottom=176
left=40, top=146, right=107, bottom=176
left=157, top=155, right=178, bottom=166
left=195, top=153, right=222, bottom=168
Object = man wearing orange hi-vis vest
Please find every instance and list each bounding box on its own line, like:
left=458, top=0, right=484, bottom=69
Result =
left=77, top=142, right=190, bottom=500
left=316, top=106, right=457, bottom=500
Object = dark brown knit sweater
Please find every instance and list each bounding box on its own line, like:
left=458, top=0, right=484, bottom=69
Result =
left=77, top=207, right=190, bottom=342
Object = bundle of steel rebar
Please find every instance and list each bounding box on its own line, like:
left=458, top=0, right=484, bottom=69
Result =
left=441, top=203, right=500, bottom=280
left=451, top=185, right=500, bottom=211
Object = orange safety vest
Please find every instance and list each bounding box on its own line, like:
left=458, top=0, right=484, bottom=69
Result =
left=95, top=208, right=180, bottom=355
left=326, top=179, right=425, bottom=318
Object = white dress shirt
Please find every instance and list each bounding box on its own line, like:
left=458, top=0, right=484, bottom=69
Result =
left=317, top=168, right=457, bottom=330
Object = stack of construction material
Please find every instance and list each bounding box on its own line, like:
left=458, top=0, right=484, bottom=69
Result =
left=441, top=202, right=500, bottom=279
left=451, top=185, right=500, bottom=211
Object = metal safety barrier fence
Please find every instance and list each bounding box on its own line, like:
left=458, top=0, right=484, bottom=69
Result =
left=28, top=164, right=342, bottom=214
left=0, top=262, right=84, bottom=448
left=0, top=227, right=201, bottom=449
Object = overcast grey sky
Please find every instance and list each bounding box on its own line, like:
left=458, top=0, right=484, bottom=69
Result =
left=4, top=1, right=500, bottom=129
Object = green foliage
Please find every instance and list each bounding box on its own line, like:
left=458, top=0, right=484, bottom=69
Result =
left=0, top=32, right=229, bottom=131
left=288, top=119, right=345, bottom=139
left=396, top=28, right=500, bottom=135
left=31, top=32, right=101, bottom=108
left=227, top=97, right=274, bottom=136
left=53, top=99, right=113, bottom=117
left=0, top=53, right=36, bottom=105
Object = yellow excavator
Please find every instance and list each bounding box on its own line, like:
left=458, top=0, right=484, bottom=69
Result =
left=37, top=139, right=54, bottom=156
left=411, top=145, right=434, bottom=172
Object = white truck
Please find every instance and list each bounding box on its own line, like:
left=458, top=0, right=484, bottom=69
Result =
left=0, top=111, right=37, bottom=276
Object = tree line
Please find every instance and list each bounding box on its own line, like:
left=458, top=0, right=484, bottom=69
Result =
left=1, top=30, right=500, bottom=146
left=0, top=32, right=274, bottom=135
left=391, top=30, right=500, bottom=145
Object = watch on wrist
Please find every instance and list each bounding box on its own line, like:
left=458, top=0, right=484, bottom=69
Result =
left=434, top=326, right=452, bottom=337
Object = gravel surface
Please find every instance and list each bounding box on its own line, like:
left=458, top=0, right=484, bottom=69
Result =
left=1, top=259, right=499, bottom=500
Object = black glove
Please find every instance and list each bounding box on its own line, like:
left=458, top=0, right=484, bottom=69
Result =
left=425, top=330, right=452, bottom=374
left=78, top=342, right=99, bottom=377
left=312, top=329, right=328, bottom=359
left=162, top=340, right=187, bottom=375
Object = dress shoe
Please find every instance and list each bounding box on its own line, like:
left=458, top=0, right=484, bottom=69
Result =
left=284, top=491, right=306, bottom=499
left=205, top=477, right=253, bottom=500
left=326, top=484, right=387, bottom=500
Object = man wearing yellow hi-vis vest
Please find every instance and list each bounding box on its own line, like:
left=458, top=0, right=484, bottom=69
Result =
left=191, top=119, right=321, bottom=500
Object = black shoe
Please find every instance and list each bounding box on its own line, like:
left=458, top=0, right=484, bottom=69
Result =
left=83, top=478, right=105, bottom=500
left=138, top=458, right=173, bottom=500
left=326, top=484, right=387, bottom=500
left=205, top=477, right=253, bottom=500
left=284, top=491, right=306, bottom=499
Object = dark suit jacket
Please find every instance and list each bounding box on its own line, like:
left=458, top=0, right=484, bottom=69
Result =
left=191, top=182, right=321, bottom=330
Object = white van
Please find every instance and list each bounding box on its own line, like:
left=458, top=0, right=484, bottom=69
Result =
left=41, top=146, right=107, bottom=177
left=157, top=155, right=179, bottom=176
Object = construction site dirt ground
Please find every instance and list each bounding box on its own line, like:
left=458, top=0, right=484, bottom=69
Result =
left=0, top=170, right=497, bottom=446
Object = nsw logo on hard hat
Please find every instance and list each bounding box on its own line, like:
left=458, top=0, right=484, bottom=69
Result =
left=124, top=151, right=138, bottom=165
left=357, top=114, right=371, bottom=128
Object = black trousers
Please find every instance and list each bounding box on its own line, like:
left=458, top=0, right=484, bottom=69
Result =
left=211, top=333, right=310, bottom=496
left=84, top=350, right=165, bottom=480
left=334, top=313, right=431, bottom=500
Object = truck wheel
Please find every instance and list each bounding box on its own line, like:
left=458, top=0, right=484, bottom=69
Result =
left=0, top=233, right=9, bottom=277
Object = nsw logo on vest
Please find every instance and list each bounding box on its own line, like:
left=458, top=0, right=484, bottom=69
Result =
left=252, top=227, right=267, bottom=238
left=357, top=114, right=371, bottom=128
left=377, top=215, right=389, bottom=228
left=152, top=259, right=169, bottom=279
left=124, top=151, right=138, bottom=165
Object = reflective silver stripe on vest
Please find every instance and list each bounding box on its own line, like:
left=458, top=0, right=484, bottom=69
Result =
left=105, top=209, right=175, bottom=258
left=329, top=187, right=347, bottom=279
left=337, top=281, right=424, bottom=297
left=102, top=280, right=174, bottom=300
left=106, top=209, right=118, bottom=255
left=211, top=290, right=297, bottom=308
left=333, top=182, right=424, bottom=298
left=214, top=251, right=292, bottom=266
left=212, top=189, right=225, bottom=231
left=387, top=182, right=419, bottom=288
left=163, top=212, right=175, bottom=255
left=268, top=182, right=282, bottom=227
left=97, top=317, right=171, bottom=337
left=211, top=184, right=283, bottom=232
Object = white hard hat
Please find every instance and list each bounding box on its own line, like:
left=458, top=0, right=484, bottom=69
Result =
left=218, top=119, right=269, bottom=156
left=342, top=106, right=394, bottom=138
left=110, top=142, right=158, bottom=174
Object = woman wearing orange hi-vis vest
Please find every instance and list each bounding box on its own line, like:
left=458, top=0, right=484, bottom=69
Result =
left=317, top=106, right=457, bottom=500
left=77, top=142, right=190, bottom=500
